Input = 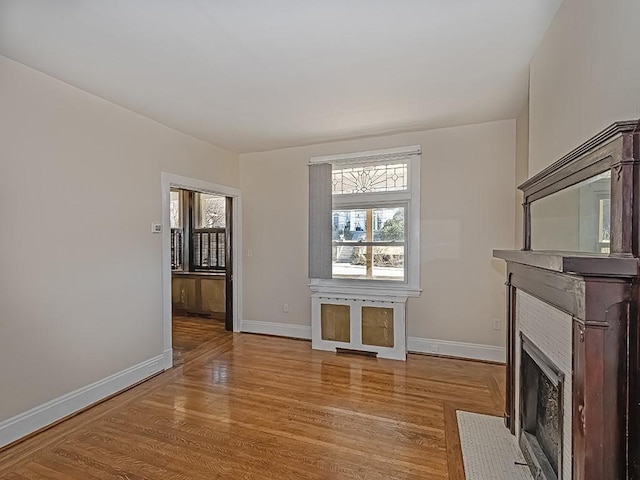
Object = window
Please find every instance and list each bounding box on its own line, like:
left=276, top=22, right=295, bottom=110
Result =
left=169, top=190, right=227, bottom=272
left=170, top=190, right=181, bottom=229
left=170, top=190, right=183, bottom=270
left=195, top=193, right=226, bottom=229
left=192, top=193, right=226, bottom=271
left=309, top=145, right=421, bottom=293
left=332, top=206, right=405, bottom=280
left=332, top=162, right=407, bottom=194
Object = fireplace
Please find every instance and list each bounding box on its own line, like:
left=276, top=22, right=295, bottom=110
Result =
left=520, top=334, right=564, bottom=480
left=494, top=121, right=640, bottom=479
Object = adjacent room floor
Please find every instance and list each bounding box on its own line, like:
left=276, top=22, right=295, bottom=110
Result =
left=172, top=315, right=226, bottom=367
left=0, top=319, right=505, bottom=479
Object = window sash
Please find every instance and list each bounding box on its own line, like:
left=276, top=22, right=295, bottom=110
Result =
left=331, top=161, right=408, bottom=195
left=331, top=204, right=407, bottom=282
left=194, top=192, right=226, bottom=229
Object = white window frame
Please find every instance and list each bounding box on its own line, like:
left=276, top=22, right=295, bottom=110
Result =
left=309, top=145, right=421, bottom=298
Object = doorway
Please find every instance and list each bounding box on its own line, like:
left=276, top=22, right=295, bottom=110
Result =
left=169, top=189, right=232, bottom=365
left=161, top=173, right=241, bottom=370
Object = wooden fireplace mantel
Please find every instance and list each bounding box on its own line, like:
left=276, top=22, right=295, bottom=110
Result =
left=493, top=250, right=639, bottom=277
left=494, top=120, right=640, bottom=480
left=496, top=256, right=633, bottom=480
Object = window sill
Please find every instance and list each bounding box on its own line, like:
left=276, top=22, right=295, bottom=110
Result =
left=309, top=278, right=421, bottom=299
left=173, top=271, right=226, bottom=277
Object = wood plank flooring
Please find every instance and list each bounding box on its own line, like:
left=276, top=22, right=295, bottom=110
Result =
left=0, top=316, right=505, bottom=479
left=172, top=315, right=227, bottom=367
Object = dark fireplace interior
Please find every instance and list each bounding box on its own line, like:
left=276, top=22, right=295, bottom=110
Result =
left=520, top=335, right=564, bottom=480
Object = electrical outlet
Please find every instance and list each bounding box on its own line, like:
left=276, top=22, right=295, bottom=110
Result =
left=283, top=303, right=289, bottom=313
left=493, top=319, right=502, bottom=330
left=430, top=344, right=440, bottom=353
left=151, top=223, right=162, bottom=233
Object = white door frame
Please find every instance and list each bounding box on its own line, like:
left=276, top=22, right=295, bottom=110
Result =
left=161, top=172, right=242, bottom=369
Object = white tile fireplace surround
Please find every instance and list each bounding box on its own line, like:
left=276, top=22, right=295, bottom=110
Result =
left=515, top=290, right=572, bottom=480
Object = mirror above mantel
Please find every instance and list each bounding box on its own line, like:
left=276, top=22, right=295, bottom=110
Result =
left=530, top=170, right=611, bottom=253
left=520, top=120, right=640, bottom=258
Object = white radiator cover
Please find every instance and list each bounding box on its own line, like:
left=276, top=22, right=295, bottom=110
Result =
left=311, top=292, right=407, bottom=360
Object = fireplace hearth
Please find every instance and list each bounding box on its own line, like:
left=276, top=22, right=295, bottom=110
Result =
left=520, top=334, right=563, bottom=480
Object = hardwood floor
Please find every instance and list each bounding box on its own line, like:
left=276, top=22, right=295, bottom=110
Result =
left=0, top=316, right=505, bottom=479
left=172, top=315, right=227, bottom=367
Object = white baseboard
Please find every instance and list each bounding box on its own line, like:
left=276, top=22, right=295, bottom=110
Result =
left=0, top=354, right=164, bottom=449
left=239, top=322, right=503, bottom=363
left=407, top=337, right=505, bottom=363
left=241, top=320, right=311, bottom=340
left=163, top=348, right=173, bottom=370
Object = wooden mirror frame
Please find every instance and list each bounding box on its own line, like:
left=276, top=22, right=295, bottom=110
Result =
left=520, top=120, right=640, bottom=257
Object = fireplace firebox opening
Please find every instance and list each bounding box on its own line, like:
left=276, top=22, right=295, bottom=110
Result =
left=519, top=334, right=564, bottom=480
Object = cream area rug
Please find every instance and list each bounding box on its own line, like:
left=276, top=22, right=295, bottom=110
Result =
left=456, top=411, right=533, bottom=480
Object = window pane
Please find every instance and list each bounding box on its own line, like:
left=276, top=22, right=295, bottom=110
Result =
left=372, top=245, right=404, bottom=278
left=332, top=162, right=407, bottom=195
left=170, top=190, right=181, bottom=229
left=170, top=190, right=183, bottom=270
left=332, top=245, right=404, bottom=280
left=170, top=228, right=183, bottom=270
left=333, top=209, right=367, bottom=240
left=196, top=193, right=226, bottom=228
left=332, top=206, right=405, bottom=281
left=332, top=207, right=404, bottom=242
left=374, top=207, right=404, bottom=241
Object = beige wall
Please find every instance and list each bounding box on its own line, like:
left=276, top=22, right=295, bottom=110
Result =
left=529, top=0, right=640, bottom=176
left=515, top=99, right=529, bottom=248
left=0, top=56, right=239, bottom=421
left=240, top=120, right=516, bottom=346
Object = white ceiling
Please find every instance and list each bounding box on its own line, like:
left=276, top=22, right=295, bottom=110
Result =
left=0, top=1, right=562, bottom=153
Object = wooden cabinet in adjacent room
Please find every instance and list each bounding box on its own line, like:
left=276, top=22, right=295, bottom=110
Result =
left=172, top=273, right=225, bottom=319
left=172, top=277, right=196, bottom=311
